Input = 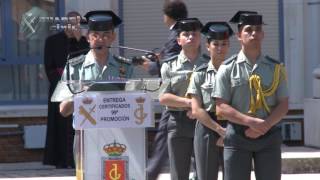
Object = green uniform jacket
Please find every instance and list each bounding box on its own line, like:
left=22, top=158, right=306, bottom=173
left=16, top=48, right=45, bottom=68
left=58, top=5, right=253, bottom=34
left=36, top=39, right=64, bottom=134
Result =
left=214, top=51, right=288, bottom=148
left=159, top=52, right=209, bottom=111
left=62, top=50, right=133, bottom=81
left=187, top=61, right=218, bottom=112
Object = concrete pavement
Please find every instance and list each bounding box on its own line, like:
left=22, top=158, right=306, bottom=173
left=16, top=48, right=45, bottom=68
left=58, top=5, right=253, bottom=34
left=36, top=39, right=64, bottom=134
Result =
left=158, top=172, right=320, bottom=180
left=0, top=169, right=319, bottom=180
left=0, top=145, right=320, bottom=180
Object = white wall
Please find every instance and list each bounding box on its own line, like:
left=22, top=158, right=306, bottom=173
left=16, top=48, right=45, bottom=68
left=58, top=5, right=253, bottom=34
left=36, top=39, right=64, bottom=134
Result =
left=304, top=0, right=320, bottom=98
left=283, top=0, right=305, bottom=109
left=284, top=0, right=320, bottom=109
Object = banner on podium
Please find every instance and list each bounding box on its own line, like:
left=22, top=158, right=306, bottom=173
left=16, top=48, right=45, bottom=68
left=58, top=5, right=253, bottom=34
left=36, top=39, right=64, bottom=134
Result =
left=74, top=91, right=154, bottom=130
left=83, top=128, right=146, bottom=180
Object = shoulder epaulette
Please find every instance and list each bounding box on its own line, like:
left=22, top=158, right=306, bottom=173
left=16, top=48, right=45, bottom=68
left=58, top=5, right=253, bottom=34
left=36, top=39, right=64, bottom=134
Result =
left=194, top=63, right=208, bottom=72
left=68, top=55, right=85, bottom=66
left=223, top=54, right=237, bottom=65
left=202, top=54, right=210, bottom=60
left=162, top=55, right=178, bottom=63
left=265, top=55, right=280, bottom=64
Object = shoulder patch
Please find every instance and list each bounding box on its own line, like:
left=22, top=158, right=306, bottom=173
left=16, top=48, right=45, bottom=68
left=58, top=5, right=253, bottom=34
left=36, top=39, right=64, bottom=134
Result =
left=265, top=55, right=280, bottom=64
left=194, top=63, right=208, bottom=72
left=223, top=54, right=237, bottom=65
left=162, top=55, right=178, bottom=63
left=68, top=55, right=85, bottom=66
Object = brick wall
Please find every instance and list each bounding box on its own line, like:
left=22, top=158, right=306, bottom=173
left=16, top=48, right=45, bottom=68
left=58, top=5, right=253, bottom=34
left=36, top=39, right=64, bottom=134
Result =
left=0, top=117, right=46, bottom=163
left=0, top=116, right=159, bottom=163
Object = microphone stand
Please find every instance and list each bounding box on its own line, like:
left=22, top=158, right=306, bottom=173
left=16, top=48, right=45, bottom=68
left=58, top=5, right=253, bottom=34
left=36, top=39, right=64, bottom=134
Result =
left=66, top=47, right=102, bottom=94
left=109, top=45, right=158, bottom=65
left=108, top=45, right=155, bottom=54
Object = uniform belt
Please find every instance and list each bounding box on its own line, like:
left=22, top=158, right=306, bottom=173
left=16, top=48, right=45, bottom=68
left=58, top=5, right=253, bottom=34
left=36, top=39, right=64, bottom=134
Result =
left=169, top=110, right=187, bottom=116
left=207, top=111, right=227, bottom=127
left=207, top=111, right=217, bottom=120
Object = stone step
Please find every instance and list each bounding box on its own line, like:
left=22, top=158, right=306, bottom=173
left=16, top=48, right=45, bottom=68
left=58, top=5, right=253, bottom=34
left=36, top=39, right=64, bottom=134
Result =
left=156, top=145, right=320, bottom=174
left=158, top=145, right=320, bottom=174
left=282, top=145, right=320, bottom=173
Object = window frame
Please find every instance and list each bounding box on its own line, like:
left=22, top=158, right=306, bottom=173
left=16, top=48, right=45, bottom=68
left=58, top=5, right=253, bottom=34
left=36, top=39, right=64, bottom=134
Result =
left=0, top=0, right=8, bottom=63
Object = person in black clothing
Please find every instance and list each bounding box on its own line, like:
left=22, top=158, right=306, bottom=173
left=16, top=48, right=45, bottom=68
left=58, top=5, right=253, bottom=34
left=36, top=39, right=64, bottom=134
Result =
left=145, top=1, right=188, bottom=179
left=141, top=0, right=187, bottom=76
left=43, top=11, right=89, bottom=168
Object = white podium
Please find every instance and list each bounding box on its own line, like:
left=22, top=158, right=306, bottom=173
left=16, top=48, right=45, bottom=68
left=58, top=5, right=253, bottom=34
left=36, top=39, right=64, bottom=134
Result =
left=74, top=91, right=154, bottom=180
left=51, top=79, right=160, bottom=180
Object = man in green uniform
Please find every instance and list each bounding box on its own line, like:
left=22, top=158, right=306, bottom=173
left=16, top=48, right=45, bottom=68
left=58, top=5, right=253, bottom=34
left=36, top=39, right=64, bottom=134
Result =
left=59, top=10, right=132, bottom=116
left=57, top=10, right=133, bottom=176
left=159, top=18, right=208, bottom=180
left=214, top=11, right=289, bottom=180
left=187, top=21, right=234, bottom=180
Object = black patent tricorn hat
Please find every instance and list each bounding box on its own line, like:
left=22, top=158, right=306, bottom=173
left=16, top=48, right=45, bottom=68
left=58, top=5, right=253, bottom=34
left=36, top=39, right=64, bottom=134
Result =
left=229, top=11, right=265, bottom=26
left=201, top=22, right=234, bottom=40
left=82, top=10, right=122, bottom=31
left=173, top=18, right=203, bottom=32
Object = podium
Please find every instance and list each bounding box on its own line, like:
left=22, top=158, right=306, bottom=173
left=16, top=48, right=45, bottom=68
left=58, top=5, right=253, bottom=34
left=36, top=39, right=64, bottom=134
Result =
left=52, top=79, right=161, bottom=180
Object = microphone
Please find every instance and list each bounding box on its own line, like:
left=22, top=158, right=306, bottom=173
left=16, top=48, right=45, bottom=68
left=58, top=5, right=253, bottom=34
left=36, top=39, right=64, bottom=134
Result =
left=108, top=45, right=154, bottom=54
left=113, top=55, right=153, bottom=66
left=113, top=55, right=133, bottom=65
left=108, top=45, right=160, bottom=65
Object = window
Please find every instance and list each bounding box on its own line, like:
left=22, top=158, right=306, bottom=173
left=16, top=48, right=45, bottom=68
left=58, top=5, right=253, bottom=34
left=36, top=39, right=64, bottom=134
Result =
left=13, top=0, right=53, bottom=58
left=0, top=0, right=61, bottom=104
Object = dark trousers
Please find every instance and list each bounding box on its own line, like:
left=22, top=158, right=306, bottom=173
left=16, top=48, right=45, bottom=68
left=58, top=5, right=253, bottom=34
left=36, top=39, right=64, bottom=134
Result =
left=194, top=120, right=224, bottom=180
left=147, top=110, right=170, bottom=180
left=167, top=111, right=196, bottom=180
left=224, top=129, right=282, bottom=180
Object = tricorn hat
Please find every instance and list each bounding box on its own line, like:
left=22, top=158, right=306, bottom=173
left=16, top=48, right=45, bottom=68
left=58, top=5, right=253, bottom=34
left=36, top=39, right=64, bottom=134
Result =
left=82, top=10, right=122, bottom=31
left=201, top=22, right=233, bottom=40
left=173, top=18, right=203, bottom=32
left=229, top=11, right=265, bottom=26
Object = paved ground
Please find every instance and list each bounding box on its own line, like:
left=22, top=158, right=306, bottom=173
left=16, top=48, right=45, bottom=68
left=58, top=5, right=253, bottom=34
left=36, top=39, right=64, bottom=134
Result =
left=0, top=169, right=319, bottom=180
left=159, top=172, right=320, bottom=180
left=0, top=145, right=320, bottom=180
